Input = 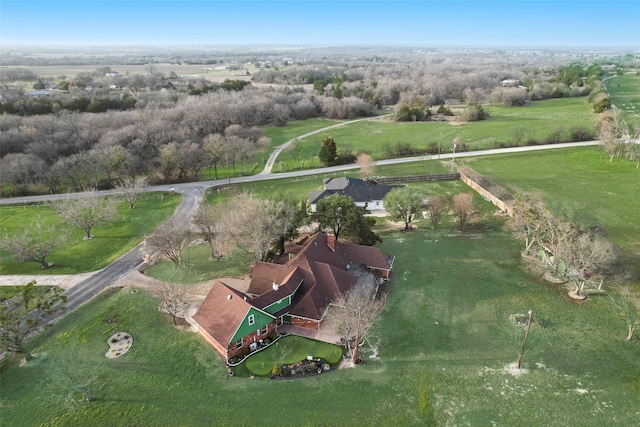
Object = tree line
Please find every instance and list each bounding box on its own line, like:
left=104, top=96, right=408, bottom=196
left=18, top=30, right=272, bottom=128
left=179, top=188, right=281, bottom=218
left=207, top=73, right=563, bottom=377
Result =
left=2, top=49, right=637, bottom=197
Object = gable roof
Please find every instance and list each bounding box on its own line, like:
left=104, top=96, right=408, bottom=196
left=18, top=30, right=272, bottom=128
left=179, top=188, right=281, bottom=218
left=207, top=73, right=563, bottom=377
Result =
left=249, top=266, right=304, bottom=309
left=194, top=233, right=394, bottom=349
left=309, top=177, right=401, bottom=205
left=262, top=233, right=391, bottom=321
left=192, top=280, right=258, bottom=347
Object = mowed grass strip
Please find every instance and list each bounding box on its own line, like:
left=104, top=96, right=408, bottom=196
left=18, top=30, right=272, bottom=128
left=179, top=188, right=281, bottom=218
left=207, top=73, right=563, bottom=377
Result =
left=0, top=192, right=182, bottom=275
left=2, top=230, right=639, bottom=426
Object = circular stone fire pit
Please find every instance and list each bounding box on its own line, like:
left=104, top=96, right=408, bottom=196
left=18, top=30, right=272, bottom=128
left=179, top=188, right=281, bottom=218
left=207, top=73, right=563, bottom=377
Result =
left=105, top=332, right=133, bottom=359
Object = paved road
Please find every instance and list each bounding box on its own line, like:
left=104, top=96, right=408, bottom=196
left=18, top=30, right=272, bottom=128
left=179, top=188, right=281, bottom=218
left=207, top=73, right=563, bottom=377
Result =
left=0, top=119, right=600, bottom=326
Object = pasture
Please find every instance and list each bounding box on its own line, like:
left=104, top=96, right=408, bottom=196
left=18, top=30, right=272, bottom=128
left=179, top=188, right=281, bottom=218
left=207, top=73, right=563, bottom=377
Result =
left=2, top=229, right=638, bottom=426
left=464, top=147, right=640, bottom=256
left=604, top=73, right=640, bottom=128
left=274, top=98, right=596, bottom=171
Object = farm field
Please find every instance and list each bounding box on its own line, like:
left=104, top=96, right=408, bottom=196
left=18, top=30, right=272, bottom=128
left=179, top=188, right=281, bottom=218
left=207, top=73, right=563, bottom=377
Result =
left=0, top=193, right=181, bottom=275
left=604, top=73, right=640, bottom=128
left=2, top=62, right=263, bottom=83
left=2, top=229, right=638, bottom=426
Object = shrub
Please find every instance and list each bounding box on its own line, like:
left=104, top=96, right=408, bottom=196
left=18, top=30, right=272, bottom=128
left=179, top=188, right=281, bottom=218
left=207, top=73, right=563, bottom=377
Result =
left=570, top=127, right=594, bottom=141
left=459, top=104, right=487, bottom=122
left=437, top=104, right=453, bottom=116
left=271, top=365, right=282, bottom=377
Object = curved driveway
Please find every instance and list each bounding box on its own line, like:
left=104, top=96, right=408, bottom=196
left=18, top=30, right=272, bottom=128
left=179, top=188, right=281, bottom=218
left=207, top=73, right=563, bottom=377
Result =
left=0, top=119, right=600, bottom=323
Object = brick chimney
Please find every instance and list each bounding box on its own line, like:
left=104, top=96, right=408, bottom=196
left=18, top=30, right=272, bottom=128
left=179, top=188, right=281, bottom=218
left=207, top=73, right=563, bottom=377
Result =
left=327, top=234, right=336, bottom=252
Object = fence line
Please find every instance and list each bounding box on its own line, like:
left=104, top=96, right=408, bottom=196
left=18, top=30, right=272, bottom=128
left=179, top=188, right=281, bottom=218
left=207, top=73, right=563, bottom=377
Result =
left=374, top=173, right=460, bottom=184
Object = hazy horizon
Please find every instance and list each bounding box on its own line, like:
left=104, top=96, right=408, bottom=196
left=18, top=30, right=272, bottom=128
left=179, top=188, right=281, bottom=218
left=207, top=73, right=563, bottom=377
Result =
left=2, top=0, right=639, bottom=49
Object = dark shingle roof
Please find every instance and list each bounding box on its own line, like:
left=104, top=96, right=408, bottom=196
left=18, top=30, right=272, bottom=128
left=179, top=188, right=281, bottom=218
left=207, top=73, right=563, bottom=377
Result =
left=309, top=177, right=401, bottom=205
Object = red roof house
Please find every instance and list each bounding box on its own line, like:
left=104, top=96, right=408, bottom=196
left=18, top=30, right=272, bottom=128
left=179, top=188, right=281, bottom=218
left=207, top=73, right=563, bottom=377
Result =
left=192, top=232, right=394, bottom=360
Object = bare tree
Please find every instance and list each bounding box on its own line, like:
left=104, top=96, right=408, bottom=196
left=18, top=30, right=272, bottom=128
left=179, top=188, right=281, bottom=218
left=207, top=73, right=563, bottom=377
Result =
left=152, top=280, right=191, bottom=326
left=556, top=231, right=618, bottom=298
left=141, top=220, right=191, bottom=266
left=328, top=283, right=385, bottom=364
left=626, top=139, right=640, bottom=169
left=0, top=153, right=46, bottom=193
left=115, top=176, right=148, bottom=209
left=598, top=111, right=626, bottom=162
left=425, top=194, right=447, bottom=230
left=203, top=133, right=225, bottom=180
left=50, top=189, right=118, bottom=240
left=0, top=281, right=67, bottom=359
left=452, top=193, right=474, bottom=232
left=176, top=142, right=206, bottom=180
left=510, top=193, right=547, bottom=255
left=1, top=220, right=67, bottom=268
left=217, top=193, right=299, bottom=261
left=356, top=153, right=375, bottom=180
left=159, top=142, right=178, bottom=183
left=50, top=338, right=106, bottom=404
left=608, top=286, right=640, bottom=341
left=90, top=145, right=129, bottom=188
left=193, top=202, right=221, bottom=259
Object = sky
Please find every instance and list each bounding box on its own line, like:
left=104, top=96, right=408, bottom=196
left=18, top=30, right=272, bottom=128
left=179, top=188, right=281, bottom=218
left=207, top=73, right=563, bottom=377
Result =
left=1, top=0, right=639, bottom=49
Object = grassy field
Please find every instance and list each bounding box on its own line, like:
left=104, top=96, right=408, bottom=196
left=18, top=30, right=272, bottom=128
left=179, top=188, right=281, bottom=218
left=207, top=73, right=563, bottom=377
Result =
left=0, top=192, right=181, bottom=275
left=2, top=229, right=638, bottom=426
left=4, top=63, right=266, bottom=82
left=274, top=98, right=595, bottom=171
left=201, top=97, right=595, bottom=179
left=604, top=73, right=640, bottom=128
left=464, top=147, right=640, bottom=256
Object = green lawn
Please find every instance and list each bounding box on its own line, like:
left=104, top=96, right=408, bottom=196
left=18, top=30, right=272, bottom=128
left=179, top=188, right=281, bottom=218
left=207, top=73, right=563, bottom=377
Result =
left=2, top=229, right=638, bottom=426
left=0, top=193, right=182, bottom=275
left=604, top=74, right=640, bottom=128
left=241, top=336, right=344, bottom=377
left=144, top=243, right=254, bottom=284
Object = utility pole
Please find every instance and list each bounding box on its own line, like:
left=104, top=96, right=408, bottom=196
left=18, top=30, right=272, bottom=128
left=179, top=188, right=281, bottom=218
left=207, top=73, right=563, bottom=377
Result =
left=517, top=310, right=533, bottom=369
left=450, top=141, right=456, bottom=172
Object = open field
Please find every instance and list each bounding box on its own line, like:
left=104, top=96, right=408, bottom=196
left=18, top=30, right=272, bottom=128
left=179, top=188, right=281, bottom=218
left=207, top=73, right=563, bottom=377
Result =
left=604, top=73, right=640, bottom=128
left=274, top=98, right=596, bottom=172
left=464, top=147, right=640, bottom=256
left=1, top=63, right=264, bottom=82
left=0, top=193, right=181, bottom=275
left=2, top=229, right=638, bottom=426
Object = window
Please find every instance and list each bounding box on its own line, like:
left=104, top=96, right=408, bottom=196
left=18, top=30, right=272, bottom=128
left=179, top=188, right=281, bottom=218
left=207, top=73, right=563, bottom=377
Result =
left=236, top=338, right=242, bottom=349
left=261, top=325, right=268, bottom=335
left=248, top=314, right=255, bottom=325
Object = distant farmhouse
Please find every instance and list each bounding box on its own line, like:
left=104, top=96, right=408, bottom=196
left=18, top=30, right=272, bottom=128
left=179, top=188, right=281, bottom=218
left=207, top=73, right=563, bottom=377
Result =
left=601, top=64, right=617, bottom=72
left=192, top=232, right=394, bottom=360
left=308, top=177, right=402, bottom=213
